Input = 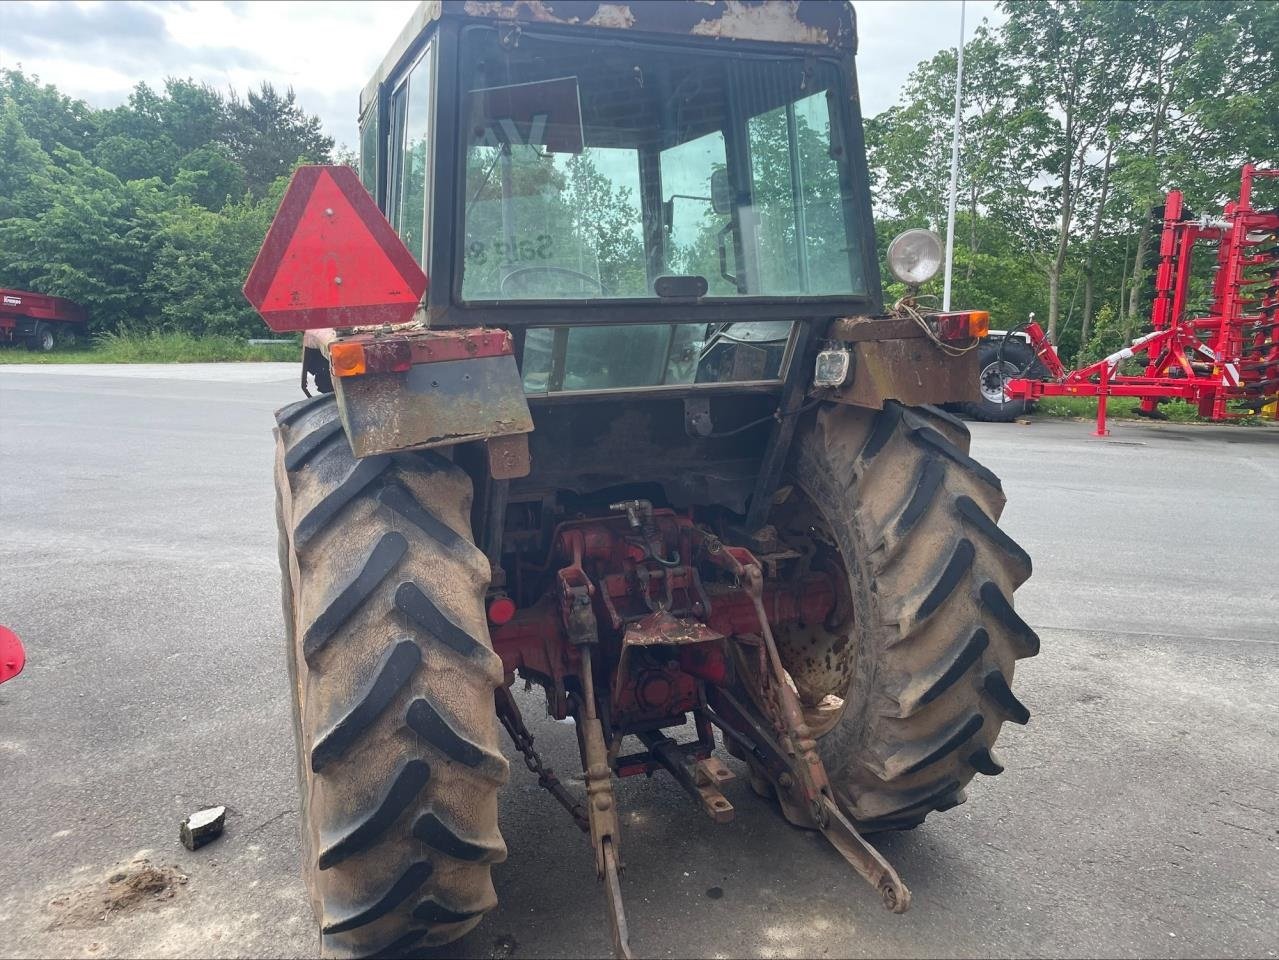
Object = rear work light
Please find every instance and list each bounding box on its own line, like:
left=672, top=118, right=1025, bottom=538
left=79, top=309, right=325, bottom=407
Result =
left=934, top=310, right=990, bottom=342
left=329, top=341, right=367, bottom=378
left=329, top=337, right=417, bottom=379
left=362, top=338, right=413, bottom=374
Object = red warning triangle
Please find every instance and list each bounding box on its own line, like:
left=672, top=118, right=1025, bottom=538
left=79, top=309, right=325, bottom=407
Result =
left=243, top=165, right=427, bottom=332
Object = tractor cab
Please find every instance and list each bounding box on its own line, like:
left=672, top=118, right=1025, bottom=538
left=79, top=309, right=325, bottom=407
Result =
left=357, top=0, right=878, bottom=399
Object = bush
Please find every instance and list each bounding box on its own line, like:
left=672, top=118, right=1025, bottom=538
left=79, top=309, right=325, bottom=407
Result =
left=0, top=329, right=298, bottom=364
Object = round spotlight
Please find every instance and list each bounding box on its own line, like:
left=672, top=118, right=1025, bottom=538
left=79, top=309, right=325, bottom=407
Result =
left=886, top=229, right=944, bottom=286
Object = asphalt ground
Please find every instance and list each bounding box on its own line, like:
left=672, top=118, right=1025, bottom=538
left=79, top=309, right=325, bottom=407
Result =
left=1, top=363, right=1276, bottom=960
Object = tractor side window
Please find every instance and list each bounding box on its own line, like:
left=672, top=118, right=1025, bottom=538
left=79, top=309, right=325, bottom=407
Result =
left=385, top=84, right=408, bottom=230
left=460, top=65, right=647, bottom=301
left=747, top=91, right=859, bottom=295
left=358, top=113, right=378, bottom=195
left=397, top=46, right=434, bottom=265
left=465, top=141, right=646, bottom=299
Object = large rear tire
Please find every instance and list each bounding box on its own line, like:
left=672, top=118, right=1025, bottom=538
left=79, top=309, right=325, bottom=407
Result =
left=775, top=401, right=1037, bottom=831
left=274, top=395, right=508, bottom=958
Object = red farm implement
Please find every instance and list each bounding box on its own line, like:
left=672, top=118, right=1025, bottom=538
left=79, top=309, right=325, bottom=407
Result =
left=1007, top=163, right=1279, bottom=435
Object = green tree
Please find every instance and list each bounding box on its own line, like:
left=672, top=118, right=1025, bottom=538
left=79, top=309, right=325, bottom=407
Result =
left=1112, top=0, right=1277, bottom=336
left=227, top=83, right=333, bottom=196
left=171, top=145, right=247, bottom=211
left=0, top=105, right=56, bottom=220
left=0, top=68, right=98, bottom=157
left=146, top=182, right=284, bottom=337
left=0, top=148, right=166, bottom=330
left=91, top=132, right=181, bottom=183
left=154, top=78, right=230, bottom=155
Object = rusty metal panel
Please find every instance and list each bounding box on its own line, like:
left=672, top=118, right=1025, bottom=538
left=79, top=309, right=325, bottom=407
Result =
left=830, top=338, right=980, bottom=410
left=451, top=1, right=855, bottom=49
left=621, top=609, right=725, bottom=647
left=487, top=432, right=532, bottom=479
left=827, top=315, right=928, bottom=343
left=336, top=353, right=534, bottom=458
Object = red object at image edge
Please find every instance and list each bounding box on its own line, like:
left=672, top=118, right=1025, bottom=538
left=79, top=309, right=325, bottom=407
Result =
left=0, top=626, right=25, bottom=684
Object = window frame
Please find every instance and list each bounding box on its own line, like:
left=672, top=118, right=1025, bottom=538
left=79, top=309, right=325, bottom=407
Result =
left=382, top=40, right=436, bottom=267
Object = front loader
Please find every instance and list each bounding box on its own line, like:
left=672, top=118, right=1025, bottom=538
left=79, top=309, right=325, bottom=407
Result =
left=245, top=3, right=1037, bottom=956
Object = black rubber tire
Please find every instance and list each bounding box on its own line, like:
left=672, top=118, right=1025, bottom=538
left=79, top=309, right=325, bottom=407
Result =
left=787, top=401, right=1037, bottom=831
left=960, top=340, right=1035, bottom=422
left=274, top=395, right=508, bottom=958
left=27, top=324, right=55, bottom=353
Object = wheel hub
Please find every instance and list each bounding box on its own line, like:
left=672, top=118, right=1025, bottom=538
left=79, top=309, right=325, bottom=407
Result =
left=979, top=359, right=1019, bottom=404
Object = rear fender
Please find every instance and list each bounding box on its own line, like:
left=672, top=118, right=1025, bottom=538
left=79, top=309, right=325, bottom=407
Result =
left=823, top=316, right=980, bottom=409
left=322, top=326, right=534, bottom=476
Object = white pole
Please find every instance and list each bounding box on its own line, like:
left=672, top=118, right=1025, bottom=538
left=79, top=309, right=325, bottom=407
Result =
left=942, top=0, right=966, bottom=311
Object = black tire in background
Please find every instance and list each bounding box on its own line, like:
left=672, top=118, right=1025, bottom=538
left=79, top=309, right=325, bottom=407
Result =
left=275, top=395, right=508, bottom=958
left=56, top=325, right=80, bottom=349
left=961, top=339, right=1036, bottom=422
left=27, top=324, right=55, bottom=353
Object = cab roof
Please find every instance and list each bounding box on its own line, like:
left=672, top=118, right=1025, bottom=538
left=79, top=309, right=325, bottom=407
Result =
left=361, top=1, right=857, bottom=117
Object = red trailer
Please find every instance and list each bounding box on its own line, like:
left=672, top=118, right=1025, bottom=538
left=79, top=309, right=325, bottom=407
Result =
left=0, top=288, right=88, bottom=352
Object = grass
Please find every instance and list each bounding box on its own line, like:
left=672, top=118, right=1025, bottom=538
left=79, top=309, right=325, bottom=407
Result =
left=0, top=330, right=299, bottom=364
left=1034, top=394, right=1269, bottom=425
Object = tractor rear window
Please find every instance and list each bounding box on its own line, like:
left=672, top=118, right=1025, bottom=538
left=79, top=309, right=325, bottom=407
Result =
left=458, top=28, right=865, bottom=302
left=519, top=320, right=794, bottom=394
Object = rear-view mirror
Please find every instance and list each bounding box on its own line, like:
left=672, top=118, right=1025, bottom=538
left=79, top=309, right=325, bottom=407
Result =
left=710, top=168, right=731, bottom=215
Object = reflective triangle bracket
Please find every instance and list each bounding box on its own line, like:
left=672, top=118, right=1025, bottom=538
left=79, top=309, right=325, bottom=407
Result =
left=243, top=165, right=427, bottom=332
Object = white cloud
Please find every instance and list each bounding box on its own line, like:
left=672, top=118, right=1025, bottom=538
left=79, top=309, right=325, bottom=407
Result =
left=2, top=0, right=1003, bottom=149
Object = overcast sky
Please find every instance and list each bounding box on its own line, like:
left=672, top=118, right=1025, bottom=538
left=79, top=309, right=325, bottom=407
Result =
left=2, top=0, right=1001, bottom=151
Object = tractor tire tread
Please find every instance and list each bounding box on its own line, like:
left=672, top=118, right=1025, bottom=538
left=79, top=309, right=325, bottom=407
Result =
left=319, top=761, right=433, bottom=870
left=303, top=533, right=410, bottom=662
left=413, top=812, right=505, bottom=863
left=274, top=396, right=506, bottom=958
left=322, top=862, right=434, bottom=934
left=792, top=399, right=1036, bottom=829
left=310, top=639, right=422, bottom=774
left=899, top=627, right=990, bottom=716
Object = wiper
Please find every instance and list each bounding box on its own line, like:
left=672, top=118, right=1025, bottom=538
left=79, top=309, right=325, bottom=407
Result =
left=466, top=149, right=503, bottom=217
left=466, top=144, right=554, bottom=219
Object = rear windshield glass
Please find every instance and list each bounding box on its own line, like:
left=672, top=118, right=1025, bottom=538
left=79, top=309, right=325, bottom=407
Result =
left=458, top=28, right=865, bottom=302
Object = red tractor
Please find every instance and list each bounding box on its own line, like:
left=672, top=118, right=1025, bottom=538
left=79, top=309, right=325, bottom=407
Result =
left=246, top=3, right=1036, bottom=956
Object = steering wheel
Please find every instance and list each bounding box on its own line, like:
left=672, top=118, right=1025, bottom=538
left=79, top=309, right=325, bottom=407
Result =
left=499, top=265, right=608, bottom=297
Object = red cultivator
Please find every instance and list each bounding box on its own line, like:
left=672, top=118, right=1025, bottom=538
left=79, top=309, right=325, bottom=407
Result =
left=1007, top=164, right=1279, bottom=435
